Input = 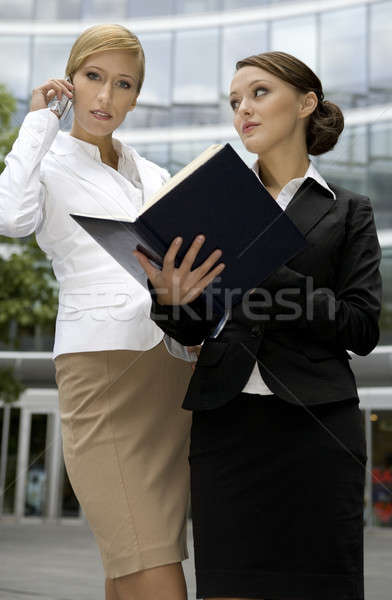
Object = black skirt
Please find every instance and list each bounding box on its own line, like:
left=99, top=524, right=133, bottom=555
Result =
left=189, top=394, right=366, bottom=600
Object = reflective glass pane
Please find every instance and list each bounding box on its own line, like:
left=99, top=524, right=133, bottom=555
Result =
left=128, top=0, right=173, bottom=17
left=380, top=248, right=392, bottom=345
left=35, top=0, right=82, bottom=20
left=121, top=105, right=171, bottom=129
left=317, top=127, right=369, bottom=200
left=224, top=0, right=269, bottom=8
left=170, top=141, right=214, bottom=173
left=133, top=143, right=170, bottom=171
left=31, top=36, right=76, bottom=89
left=370, top=1, right=392, bottom=101
left=0, top=0, right=33, bottom=18
left=176, top=0, right=220, bottom=13
left=0, top=36, right=30, bottom=101
left=271, top=15, right=317, bottom=73
left=221, top=22, right=268, bottom=96
left=25, top=414, right=48, bottom=517
left=320, top=7, right=366, bottom=106
left=82, top=0, right=127, bottom=18
left=370, top=122, right=392, bottom=230
left=371, top=410, right=392, bottom=527
left=170, top=104, right=220, bottom=127
left=3, top=408, right=20, bottom=515
left=173, top=29, right=219, bottom=104
left=139, top=33, right=172, bottom=106
left=319, top=125, right=368, bottom=166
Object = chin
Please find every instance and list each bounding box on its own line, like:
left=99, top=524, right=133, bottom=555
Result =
left=242, top=137, right=265, bottom=155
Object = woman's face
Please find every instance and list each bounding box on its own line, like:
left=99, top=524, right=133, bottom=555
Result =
left=71, top=49, right=140, bottom=137
left=230, top=65, right=309, bottom=156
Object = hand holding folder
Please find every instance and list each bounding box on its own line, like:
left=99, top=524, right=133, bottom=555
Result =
left=134, top=234, right=225, bottom=306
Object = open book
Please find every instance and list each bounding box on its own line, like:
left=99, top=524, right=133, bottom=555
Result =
left=71, top=143, right=307, bottom=316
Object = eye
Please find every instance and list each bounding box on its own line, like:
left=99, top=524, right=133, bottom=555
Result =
left=230, top=99, right=240, bottom=112
left=86, top=71, right=100, bottom=81
left=255, top=87, right=268, bottom=97
left=117, top=80, right=131, bottom=89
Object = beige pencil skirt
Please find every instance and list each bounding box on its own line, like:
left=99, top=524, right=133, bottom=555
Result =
left=55, top=341, right=193, bottom=579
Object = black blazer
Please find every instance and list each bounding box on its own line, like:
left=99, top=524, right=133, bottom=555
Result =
left=149, top=179, right=382, bottom=411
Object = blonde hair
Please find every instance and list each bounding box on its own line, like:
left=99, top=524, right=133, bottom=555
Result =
left=65, top=24, right=145, bottom=93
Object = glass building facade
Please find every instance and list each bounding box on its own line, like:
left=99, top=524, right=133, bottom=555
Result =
left=0, top=0, right=391, bottom=524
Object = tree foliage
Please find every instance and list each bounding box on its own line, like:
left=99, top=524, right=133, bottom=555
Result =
left=0, top=85, right=57, bottom=402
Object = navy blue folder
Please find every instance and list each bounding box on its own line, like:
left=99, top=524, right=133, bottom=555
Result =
left=71, top=144, right=307, bottom=315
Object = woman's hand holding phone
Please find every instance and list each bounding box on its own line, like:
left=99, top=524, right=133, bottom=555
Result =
left=134, top=235, right=225, bottom=306
left=30, top=78, right=74, bottom=118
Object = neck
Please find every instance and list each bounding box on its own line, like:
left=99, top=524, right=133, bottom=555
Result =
left=70, top=123, right=118, bottom=169
left=257, top=146, right=310, bottom=194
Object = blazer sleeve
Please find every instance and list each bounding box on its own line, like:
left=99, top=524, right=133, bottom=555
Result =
left=0, top=108, right=59, bottom=238
left=149, top=281, right=221, bottom=346
left=236, top=196, right=382, bottom=356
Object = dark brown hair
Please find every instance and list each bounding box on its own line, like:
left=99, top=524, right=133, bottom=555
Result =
left=236, top=51, right=344, bottom=156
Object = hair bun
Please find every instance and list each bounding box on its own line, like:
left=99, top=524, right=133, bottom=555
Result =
left=307, top=100, right=344, bottom=156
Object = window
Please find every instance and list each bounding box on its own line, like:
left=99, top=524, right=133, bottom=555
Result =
left=128, top=0, right=174, bottom=17
left=175, top=0, right=220, bottom=13
left=0, top=36, right=31, bottom=102
left=138, top=33, right=172, bottom=107
left=371, top=410, right=392, bottom=527
left=132, top=144, right=170, bottom=172
left=173, top=29, right=219, bottom=104
left=170, top=141, right=215, bottom=173
left=370, top=122, right=392, bottom=230
left=379, top=247, right=392, bottom=345
left=31, top=37, right=76, bottom=89
left=82, top=0, right=127, bottom=18
left=221, top=22, right=268, bottom=97
left=34, top=0, right=82, bottom=19
left=224, top=0, right=269, bottom=8
left=271, top=15, right=317, bottom=73
left=0, top=0, right=33, bottom=19
left=317, top=126, right=369, bottom=200
left=370, top=1, right=392, bottom=102
left=320, top=6, right=367, bottom=107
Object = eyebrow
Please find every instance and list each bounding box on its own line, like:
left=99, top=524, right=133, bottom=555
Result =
left=230, top=79, right=271, bottom=97
left=85, top=65, right=136, bottom=82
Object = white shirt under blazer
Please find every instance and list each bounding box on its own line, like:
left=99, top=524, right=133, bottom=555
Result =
left=0, top=108, right=192, bottom=360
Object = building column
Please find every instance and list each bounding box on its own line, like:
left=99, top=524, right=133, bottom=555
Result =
left=15, top=409, right=31, bottom=519
left=0, top=404, right=11, bottom=516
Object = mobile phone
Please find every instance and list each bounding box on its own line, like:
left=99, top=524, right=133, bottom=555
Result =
left=48, top=77, right=72, bottom=120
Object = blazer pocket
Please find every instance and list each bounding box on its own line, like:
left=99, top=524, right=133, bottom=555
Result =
left=197, top=341, right=229, bottom=367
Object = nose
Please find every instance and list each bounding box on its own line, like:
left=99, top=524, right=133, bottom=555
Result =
left=237, top=97, right=253, bottom=118
left=97, top=81, right=112, bottom=107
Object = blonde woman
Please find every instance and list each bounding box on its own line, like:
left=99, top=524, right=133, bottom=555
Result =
left=0, top=24, right=194, bottom=600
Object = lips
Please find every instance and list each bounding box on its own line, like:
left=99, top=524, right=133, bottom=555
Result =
left=242, top=122, right=259, bottom=134
left=91, top=110, right=112, bottom=120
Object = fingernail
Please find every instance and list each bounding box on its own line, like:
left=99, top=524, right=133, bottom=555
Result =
left=175, top=237, right=182, bottom=244
left=198, top=235, right=205, bottom=241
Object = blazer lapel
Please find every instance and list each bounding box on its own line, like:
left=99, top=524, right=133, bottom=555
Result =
left=285, top=177, right=336, bottom=237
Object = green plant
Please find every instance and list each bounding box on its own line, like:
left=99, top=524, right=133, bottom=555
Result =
left=0, top=367, right=25, bottom=404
